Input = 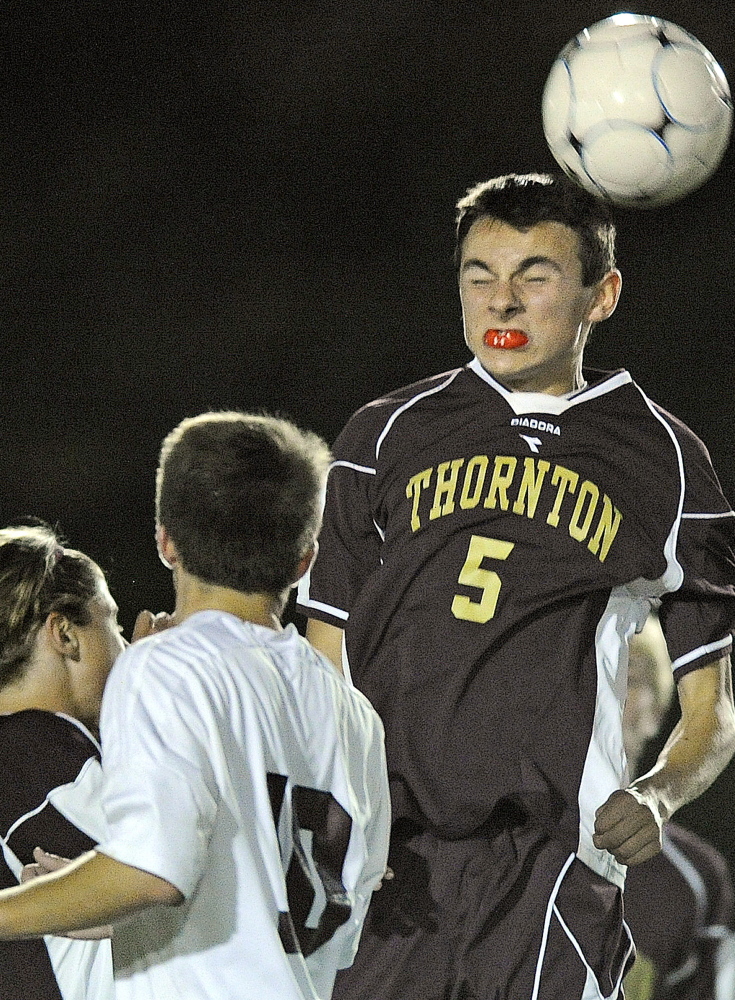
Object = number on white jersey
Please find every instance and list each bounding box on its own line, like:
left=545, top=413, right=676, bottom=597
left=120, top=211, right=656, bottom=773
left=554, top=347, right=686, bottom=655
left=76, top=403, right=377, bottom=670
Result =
left=268, top=773, right=353, bottom=956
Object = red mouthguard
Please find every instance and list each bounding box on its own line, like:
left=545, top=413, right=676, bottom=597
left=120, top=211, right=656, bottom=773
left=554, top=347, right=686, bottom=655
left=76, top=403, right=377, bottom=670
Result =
left=484, top=329, right=529, bottom=349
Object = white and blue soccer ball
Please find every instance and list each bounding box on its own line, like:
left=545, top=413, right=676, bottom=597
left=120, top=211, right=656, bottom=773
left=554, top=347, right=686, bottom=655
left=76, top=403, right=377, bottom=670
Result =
left=542, top=13, right=733, bottom=208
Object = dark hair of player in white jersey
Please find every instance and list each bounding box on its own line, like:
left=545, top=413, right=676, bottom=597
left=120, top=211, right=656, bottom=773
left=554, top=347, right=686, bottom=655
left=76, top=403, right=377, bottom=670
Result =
left=0, top=524, right=101, bottom=690
left=455, top=172, right=617, bottom=286
left=155, top=412, right=332, bottom=597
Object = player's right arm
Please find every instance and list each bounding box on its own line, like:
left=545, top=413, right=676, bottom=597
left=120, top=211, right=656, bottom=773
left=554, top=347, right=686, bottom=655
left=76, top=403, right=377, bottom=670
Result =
left=21, top=849, right=113, bottom=939
left=0, top=850, right=182, bottom=940
left=306, top=619, right=345, bottom=675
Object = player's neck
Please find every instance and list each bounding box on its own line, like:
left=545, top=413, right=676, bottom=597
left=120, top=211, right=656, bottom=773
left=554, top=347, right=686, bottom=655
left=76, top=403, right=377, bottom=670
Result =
left=482, top=356, right=587, bottom=397
left=173, top=569, right=285, bottom=631
left=0, top=649, right=81, bottom=719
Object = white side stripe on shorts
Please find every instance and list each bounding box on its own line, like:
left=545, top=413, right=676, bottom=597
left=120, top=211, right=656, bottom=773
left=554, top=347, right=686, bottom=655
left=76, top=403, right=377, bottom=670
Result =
left=530, top=851, right=634, bottom=1000
left=531, top=853, right=575, bottom=1000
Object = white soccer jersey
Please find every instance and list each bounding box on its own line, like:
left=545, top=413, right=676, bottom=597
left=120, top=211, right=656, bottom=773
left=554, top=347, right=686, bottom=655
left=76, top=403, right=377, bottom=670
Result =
left=98, top=611, right=390, bottom=1000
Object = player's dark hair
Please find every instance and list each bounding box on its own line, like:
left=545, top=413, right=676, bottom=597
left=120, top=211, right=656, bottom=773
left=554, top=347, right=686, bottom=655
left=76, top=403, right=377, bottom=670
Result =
left=156, top=412, right=332, bottom=596
left=455, top=172, right=617, bottom=285
left=0, top=524, right=101, bottom=689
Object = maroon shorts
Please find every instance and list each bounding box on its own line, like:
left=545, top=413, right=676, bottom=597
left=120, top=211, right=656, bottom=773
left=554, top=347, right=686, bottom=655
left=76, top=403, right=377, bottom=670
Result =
left=335, top=817, right=634, bottom=1000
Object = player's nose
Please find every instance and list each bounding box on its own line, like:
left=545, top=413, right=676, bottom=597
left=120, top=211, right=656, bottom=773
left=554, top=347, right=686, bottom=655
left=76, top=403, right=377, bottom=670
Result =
left=487, top=279, right=522, bottom=314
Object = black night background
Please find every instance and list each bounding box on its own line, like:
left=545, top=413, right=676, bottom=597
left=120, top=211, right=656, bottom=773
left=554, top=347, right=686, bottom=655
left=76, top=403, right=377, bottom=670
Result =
left=3, top=2, right=735, bottom=861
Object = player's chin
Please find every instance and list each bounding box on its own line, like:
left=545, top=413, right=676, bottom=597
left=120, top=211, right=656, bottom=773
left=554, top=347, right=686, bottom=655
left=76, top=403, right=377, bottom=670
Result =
left=474, top=347, right=529, bottom=379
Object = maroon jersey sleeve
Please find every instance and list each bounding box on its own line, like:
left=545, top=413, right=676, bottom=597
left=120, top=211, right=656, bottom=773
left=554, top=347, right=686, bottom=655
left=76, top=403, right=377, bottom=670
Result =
left=655, top=408, right=735, bottom=678
left=298, top=371, right=461, bottom=626
left=298, top=415, right=383, bottom=625
left=303, top=466, right=382, bottom=625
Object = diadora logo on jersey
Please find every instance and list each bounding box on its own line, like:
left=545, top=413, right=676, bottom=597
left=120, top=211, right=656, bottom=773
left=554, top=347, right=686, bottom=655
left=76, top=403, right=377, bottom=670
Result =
left=519, top=434, right=542, bottom=453
left=510, top=417, right=561, bottom=436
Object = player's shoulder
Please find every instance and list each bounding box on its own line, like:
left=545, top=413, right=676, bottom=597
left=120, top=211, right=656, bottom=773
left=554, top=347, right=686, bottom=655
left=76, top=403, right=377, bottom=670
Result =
left=640, top=394, right=733, bottom=513
left=0, top=709, right=97, bottom=757
left=0, top=710, right=100, bottom=822
left=108, top=611, right=255, bottom=693
left=585, top=370, right=696, bottom=435
left=290, top=630, right=385, bottom=728
left=333, top=366, right=469, bottom=459
left=617, top=379, right=730, bottom=490
left=339, top=368, right=467, bottom=428
left=361, top=367, right=466, bottom=407
left=631, top=388, right=713, bottom=458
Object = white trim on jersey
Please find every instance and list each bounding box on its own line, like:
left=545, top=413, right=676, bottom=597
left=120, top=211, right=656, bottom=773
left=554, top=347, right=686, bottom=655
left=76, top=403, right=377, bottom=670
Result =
left=297, top=459, right=383, bottom=617
left=531, top=853, right=575, bottom=1000
left=296, top=567, right=350, bottom=621
left=672, top=635, right=733, bottom=673
left=552, top=903, right=631, bottom=1000
left=55, top=713, right=103, bottom=754
left=304, top=597, right=349, bottom=620
left=576, top=528, right=728, bottom=887
left=1, top=717, right=104, bottom=865
left=714, top=931, right=735, bottom=1000
left=1, top=714, right=113, bottom=1000
left=635, top=385, right=734, bottom=671
left=3, top=800, right=51, bottom=862
left=638, top=388, right=687, bottom=593
left=467, top=357, right=633, bottom=416
left=577, top=586, right=648, bottom=889
left=532, top=851, right=632, bottom=1000
left=702, top=926, right=735, bottom=940
left=571, top=370, right=633, bottom=403
left=682, top=511, right=735, bottom=519
left=2, top=717, right=103, bottom=852
left=374, top=370, right=462, bottom=460
left=330, top=460, right=377, bottom=475
left=663, top=834, right=707, bottom=926
left=659, top=831, right=715, bottom=991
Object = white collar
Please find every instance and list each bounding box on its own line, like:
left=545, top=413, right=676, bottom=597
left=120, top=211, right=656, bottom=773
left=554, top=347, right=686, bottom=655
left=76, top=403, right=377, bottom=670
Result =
left=467, top=357, right=632, bottom=416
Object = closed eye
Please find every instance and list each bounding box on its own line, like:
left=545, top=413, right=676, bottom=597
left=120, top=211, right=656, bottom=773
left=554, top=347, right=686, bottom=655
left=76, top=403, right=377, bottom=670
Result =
left=522, top=269, right=555, bottom=283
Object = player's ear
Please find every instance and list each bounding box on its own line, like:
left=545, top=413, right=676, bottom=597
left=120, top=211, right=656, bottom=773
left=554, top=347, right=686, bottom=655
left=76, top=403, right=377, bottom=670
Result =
left=587, top=268, right=622, bottom=323
left=292, top=542, right=318, bottom=585
left=156, top=524, right=178, bottom=570
left=45, top=612, right=81, bottom=662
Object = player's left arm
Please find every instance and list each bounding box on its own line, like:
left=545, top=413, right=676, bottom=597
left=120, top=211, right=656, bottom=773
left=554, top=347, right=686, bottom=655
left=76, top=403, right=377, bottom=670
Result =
left=594, top=654, right=735, bottom=866
left=306, top=618, right=345, bottom=674
left=0, top=849, right=183, bottom=940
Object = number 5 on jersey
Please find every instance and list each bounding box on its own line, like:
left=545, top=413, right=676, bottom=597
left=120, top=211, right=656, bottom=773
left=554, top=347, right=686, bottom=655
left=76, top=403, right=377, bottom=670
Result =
left=451, top=535, right=515, bottom=623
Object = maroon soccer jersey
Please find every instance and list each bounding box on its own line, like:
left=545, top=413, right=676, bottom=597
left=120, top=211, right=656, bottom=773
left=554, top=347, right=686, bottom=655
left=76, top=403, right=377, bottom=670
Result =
left=0, top=710, right=108, bottom=999
left=297, top=360, right=735, bottom=888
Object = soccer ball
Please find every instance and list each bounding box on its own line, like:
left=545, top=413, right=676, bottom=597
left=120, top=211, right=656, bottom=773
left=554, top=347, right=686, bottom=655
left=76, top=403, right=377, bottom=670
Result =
left=542, top=13, right=733, bottom=208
